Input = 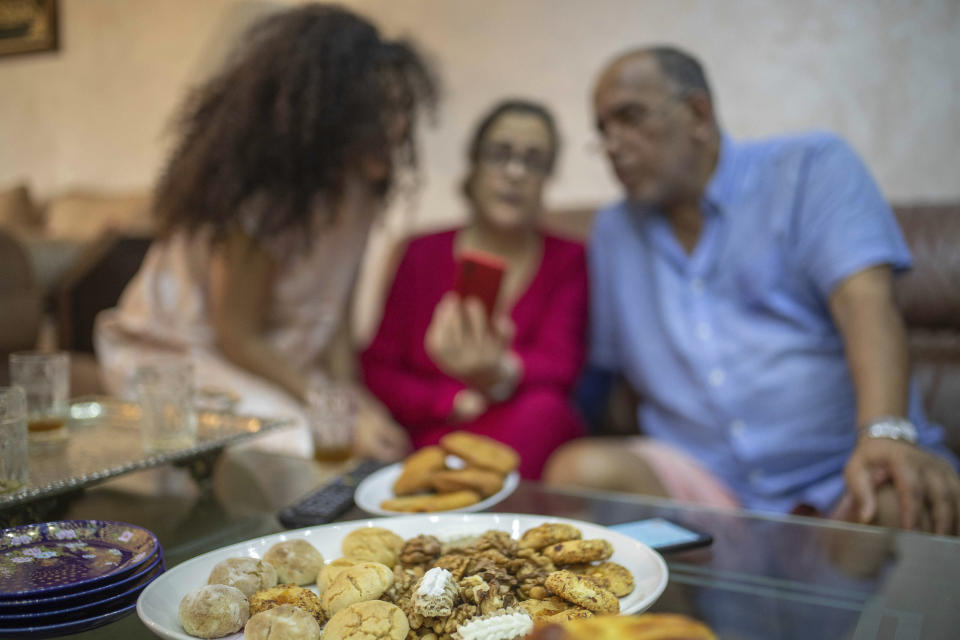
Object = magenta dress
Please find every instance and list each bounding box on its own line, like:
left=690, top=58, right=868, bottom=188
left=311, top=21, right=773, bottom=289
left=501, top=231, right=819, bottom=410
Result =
left=360, top=229, right=588, bottom=479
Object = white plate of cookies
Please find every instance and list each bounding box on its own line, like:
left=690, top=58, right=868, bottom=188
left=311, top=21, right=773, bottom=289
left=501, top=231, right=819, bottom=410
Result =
left=354, top=431, right=522, bottom=516
left=136, top=513, right=669, bottom=640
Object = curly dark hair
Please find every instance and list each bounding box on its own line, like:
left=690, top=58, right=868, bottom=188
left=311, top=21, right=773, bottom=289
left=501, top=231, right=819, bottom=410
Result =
left=153, top=4, right=437, bottom=244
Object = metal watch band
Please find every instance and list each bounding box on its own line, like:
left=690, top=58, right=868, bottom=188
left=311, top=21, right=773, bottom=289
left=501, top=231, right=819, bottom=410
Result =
left=860, top=417, right=918, bottom=444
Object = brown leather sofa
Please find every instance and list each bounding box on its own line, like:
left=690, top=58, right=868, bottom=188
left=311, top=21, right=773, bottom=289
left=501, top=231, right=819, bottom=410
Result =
left=0, top=229, right=43, bottom=385
left=541, top=203, right=960, bottom=458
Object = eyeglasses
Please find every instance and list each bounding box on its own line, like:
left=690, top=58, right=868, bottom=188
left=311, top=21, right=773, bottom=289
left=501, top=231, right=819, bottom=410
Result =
left=478, top=143, right=552, bottom=176
left=595, top=99, right=680, bottom=141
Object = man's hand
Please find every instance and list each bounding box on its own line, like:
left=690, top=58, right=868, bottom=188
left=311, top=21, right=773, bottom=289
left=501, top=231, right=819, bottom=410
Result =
left=845, top=437, right=960, bottom=535
left=425, top=293, right=514, bottom=387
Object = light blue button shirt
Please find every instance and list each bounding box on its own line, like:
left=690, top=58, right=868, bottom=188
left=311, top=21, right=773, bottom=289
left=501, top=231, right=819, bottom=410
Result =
left=589, top=131, right=957, bottom=513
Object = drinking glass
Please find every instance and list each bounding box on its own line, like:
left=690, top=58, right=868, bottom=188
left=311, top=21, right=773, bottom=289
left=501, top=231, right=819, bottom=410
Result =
left=307, top=384, right=355, bottom=463
left=9, top=351, right=70, bottom=444
left=134, top=357, right=197, bottom=453
left=0, top=386, right=29, bottom=492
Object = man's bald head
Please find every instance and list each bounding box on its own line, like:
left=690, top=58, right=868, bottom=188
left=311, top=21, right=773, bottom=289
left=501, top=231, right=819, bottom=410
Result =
left=599, top=46, right=713, bottom=103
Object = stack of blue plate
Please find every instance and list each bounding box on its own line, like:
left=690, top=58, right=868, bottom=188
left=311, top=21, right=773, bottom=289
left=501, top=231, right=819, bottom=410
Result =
left=0, top=520, right=164, bottom=638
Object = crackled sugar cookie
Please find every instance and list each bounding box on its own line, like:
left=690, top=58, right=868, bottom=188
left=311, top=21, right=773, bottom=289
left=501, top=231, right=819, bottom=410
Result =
left=545, top=570, right=619, bottom=615
left=341, top=527, right=405, bottom=567
left=321, top=561, right=395, bottom=616
left=244, top=604, right=321, bottom=640
left=541, top=539, right=613, bottom=565
left=317, top=557, right=363, bottom=594
left=207, top=557, right=278, bottom=598
left=321, top=600, right=409, bottom=640
left=178, top=584, right=249, bottom=639
left=263, top=539, right=324, bottom=585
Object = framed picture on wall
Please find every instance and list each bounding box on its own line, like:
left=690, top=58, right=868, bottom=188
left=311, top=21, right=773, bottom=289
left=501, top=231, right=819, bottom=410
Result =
left=0, top=0, right=58, bottom=57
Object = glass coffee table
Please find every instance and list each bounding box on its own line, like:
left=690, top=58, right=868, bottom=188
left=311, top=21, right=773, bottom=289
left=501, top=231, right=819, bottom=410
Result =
left=10, top=449, right=958, bottom=639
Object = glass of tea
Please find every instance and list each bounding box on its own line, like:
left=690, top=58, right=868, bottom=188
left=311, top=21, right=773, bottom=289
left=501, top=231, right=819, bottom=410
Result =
left=9, top=351, right=70, bottom=445
left=0, top=386, right=29, bottom=492
left=307, top=384, right=355, bottom=463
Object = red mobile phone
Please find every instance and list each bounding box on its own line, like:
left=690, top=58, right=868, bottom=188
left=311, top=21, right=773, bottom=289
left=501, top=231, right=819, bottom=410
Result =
left=454, top=251, right=505, bottom=317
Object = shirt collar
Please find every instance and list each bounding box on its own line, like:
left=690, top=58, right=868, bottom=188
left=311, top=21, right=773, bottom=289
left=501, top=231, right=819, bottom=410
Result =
left=702, top=131, right=738, bottom=216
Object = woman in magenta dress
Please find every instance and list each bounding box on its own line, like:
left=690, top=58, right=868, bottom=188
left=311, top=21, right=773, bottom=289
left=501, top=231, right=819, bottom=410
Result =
left=360, top=99, right=587, bottom=478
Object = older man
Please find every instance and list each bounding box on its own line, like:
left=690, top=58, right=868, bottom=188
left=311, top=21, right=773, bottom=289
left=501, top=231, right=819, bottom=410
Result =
left=545, top=46, right=960, bottom=534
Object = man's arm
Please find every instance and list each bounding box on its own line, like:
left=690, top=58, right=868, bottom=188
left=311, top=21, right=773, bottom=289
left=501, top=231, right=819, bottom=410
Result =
left=830, top=265, right=960, bottom=534
left=828, top=265, right=909, bottom=424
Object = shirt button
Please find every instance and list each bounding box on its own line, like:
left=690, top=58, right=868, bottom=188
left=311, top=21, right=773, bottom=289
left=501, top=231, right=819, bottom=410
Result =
left=729, top=419, right=745, bottom=437
left=708, top=369, right=725, bottom=387
left=696, top=323, right=712, bottom=340
left=749, top=469, right=764, bottom=484
left=691, top=278, right=705, bottom=295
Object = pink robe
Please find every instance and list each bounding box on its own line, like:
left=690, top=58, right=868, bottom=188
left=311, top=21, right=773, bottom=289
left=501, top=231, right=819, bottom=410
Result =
left=360, top=229, right=587, bottom=478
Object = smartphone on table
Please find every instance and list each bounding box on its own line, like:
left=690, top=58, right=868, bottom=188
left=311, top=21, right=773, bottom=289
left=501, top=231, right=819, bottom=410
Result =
left=454, top=250, right=506, bottom=318
left=611, top=517, right=713, bottom=553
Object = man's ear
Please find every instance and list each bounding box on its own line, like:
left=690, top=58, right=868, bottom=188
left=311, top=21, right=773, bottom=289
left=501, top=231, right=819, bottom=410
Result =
left=686, top=92, right=715, bottom=142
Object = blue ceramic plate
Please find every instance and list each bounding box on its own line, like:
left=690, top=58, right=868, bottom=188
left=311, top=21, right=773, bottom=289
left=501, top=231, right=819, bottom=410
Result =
left=0, top=551, right=164, bottom=622
left=0, top=599, right=139, bottom=639
left=0, top=547, right=162, bottom=613
left=0, top=521, right=158, bottom=598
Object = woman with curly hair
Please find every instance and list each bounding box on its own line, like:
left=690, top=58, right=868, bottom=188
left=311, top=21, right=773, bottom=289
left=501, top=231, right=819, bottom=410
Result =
left=95, top=4, right=437, bottom=460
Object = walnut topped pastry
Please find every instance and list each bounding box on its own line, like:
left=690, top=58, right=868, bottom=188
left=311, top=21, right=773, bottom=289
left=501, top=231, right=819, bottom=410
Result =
left=249, top=584, right=326, bottom=626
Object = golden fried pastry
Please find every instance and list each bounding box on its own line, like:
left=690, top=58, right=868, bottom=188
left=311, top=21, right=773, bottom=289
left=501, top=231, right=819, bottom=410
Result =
left=380, top=489, right=481, bottom=513
left=250, top=584, right=326, bottom=626
left=453, top=608, right=534, bottom=640
left=527, top=614, right=718, bottom=640
left=439, top=432, right=520, bottom=475
left=541, top=539, right=613, bottom=565
left=321, top=600, right=409, bottom=640
left=412, top=567, right=459, bottom=617
left=568, top=562, right=634, bottom=597
left=207, top=557, right=278, bottom=597
left=429, top=468, right=505, bottom=498
left=519, top=524, right=582, bottom=550
left=519, top=597, right=571, bottom=621
left=341, top=527, right=405, bottom=567
left=544, top=571, right=619, bottom=615
left=321, top=561, right=395, bottom=616
left=178, top=584, right=249, bottom=638
left=317, top=557, right=363, bottom=594
left=393, top=446, right=447, bottom=496
left=245, top=604, right=322, bottom=640
left=263, top=539, right=324, bottom=585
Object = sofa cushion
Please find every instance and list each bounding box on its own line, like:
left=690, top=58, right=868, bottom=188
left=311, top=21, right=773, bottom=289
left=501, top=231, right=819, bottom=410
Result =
left=0, top=182, right=43, bottom=234
left=45, top=190, right=153, bottom=242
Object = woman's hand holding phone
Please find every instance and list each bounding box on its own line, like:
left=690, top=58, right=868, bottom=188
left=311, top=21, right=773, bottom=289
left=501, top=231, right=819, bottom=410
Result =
left=425, top=292, right=515, bottom=391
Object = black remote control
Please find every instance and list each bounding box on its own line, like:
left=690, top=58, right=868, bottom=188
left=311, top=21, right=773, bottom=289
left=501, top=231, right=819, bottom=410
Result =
left=277, top=459, right=387, bottom=529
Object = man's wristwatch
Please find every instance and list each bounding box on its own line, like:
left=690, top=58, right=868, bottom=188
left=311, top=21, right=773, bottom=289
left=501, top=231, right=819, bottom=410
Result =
left=860, top=416, right=918, bottom=444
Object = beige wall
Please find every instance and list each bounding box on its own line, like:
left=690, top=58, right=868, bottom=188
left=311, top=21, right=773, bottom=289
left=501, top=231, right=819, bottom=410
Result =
left=1, top=0, right=959, bottom=219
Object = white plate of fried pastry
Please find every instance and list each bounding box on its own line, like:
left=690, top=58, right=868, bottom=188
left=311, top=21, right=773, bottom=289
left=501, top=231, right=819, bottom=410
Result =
left=355, top=431, right=522, bottom=516
left=136, top=513, right=669, bottom=640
